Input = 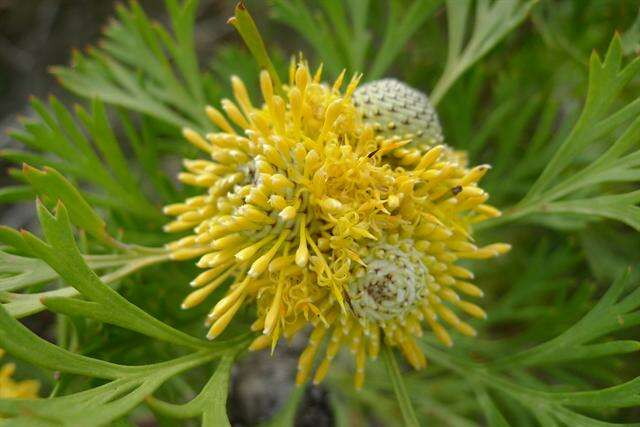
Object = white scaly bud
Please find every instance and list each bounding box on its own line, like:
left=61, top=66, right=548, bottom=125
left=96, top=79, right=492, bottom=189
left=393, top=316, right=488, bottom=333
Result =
left=353, top=78, right=444, bottom=148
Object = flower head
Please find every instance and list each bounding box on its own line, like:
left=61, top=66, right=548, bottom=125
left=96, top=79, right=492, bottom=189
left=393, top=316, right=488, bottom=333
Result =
left=0, top=349, right=39, bottom=399
left=164, top=62, right=510, bottom=388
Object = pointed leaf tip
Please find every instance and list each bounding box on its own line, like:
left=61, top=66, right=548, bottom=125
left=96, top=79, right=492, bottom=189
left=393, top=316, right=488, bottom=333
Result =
left=22, top=162, right=38, bottom=174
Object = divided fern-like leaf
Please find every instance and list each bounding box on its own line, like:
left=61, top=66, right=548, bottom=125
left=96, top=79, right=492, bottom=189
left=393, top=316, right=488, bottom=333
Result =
left=486, top=36, right=640, bottom=232
left=52, top=1, right=210, bottom=131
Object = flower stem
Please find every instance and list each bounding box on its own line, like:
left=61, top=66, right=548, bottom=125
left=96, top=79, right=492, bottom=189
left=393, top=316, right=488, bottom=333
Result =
left=381, top=344, right=421, bottom=427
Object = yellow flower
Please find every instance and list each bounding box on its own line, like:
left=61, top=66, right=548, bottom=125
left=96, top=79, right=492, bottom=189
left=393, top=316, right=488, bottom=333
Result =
left=164, top=61, right=510, bottom=389
left=0, top=349, right=40, bottom=399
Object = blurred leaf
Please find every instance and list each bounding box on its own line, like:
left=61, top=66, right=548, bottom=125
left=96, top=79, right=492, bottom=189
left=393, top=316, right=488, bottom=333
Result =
left=272, top=0, right=440, bottom=79
left=261, top=386, right=305, bottom=427
left=494, top=270, right=640, bottom=368
left=622, top=7, right=640, bottom=55
left=580, top=225, right=640, bottom=283
left=422, top=342, right=640, bottom=424
left=368, top=0, right=441, bottom=80
left=0, top=251, right=55, bottom=292
left=271, top=0, right=347, bottom=76
left=545, top=191, right=640, bottom=231
left=527, top=36, right=640, bottom=198
left=474, top=386, right=510, bottom=427
left=431, top=0, right=536, bottom=104
left=0, top=185, right=33, bottom=204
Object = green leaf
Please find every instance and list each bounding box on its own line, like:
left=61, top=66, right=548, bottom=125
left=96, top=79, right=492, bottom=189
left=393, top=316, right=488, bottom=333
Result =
left=345, top=0, right=371, bottom=73
left=431, top=0, right=536, bottom=105
left=0, top=226, right=34, bottom=255
left=76, top=100, right=139, bottom=192
left=272, top=0, right=440, bottom=80
left=5, top=97, right=164, bottom=225
left=494, top=270, right=640, bottom=368
left=145, top=353, right=241, bottom=426
left=546, top=191, right=640, bottom=231
left=164, top=0, right=206, bottom=106
left=580, top=225, right=640, bottom=283
left=22, top=165, right=112, bottom=246
left=474, top=386, right=510, bottom=427
left=201, top=355, right=234, bottom=427
left=51, top=0, right=211, bottom=131
left=1, top=257, right=169, bottom=319
left=0, top=251, right=55, bottom=292
left=0, top=302, right=132, bottom=379
left=421, top=341, right=640, bottom=424
left=329, top=390, right=352, bottom=427
left=230, top=1, right=283, bottom=93
left=485, top=36, right=640, bottom=231
left=0, top=185, right=33, bottom=204
left=318, top=1, right=355, bottom=69
left=271, top=0, right=345, bottom=77
left=527, top=36, right=640, bottom=199
left=369, top=0, right=441, bottom=80
left=622, top=8, right=640, bottom=56
left=18, top=201, right=209, bottom=349
left=0, top=351, right=222, bottom=426
left=0, top=241, right=172, bottom=317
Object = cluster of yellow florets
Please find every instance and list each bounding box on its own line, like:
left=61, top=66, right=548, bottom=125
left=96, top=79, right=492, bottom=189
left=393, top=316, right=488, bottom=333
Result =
left=0, top=349, right=39, bottom=399
left=164, top=62, right=509, bottom=388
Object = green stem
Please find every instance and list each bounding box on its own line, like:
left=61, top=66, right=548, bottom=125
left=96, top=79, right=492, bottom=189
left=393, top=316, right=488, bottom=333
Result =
left=381, top=344, right=421, bottom=427
left=473, top=199, right=549, bottom=232
left=473, top=209, right=525, bottom=232
left=146, top=351, right=244, bottom=419
left=261, top=386, right=305, bottom=427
